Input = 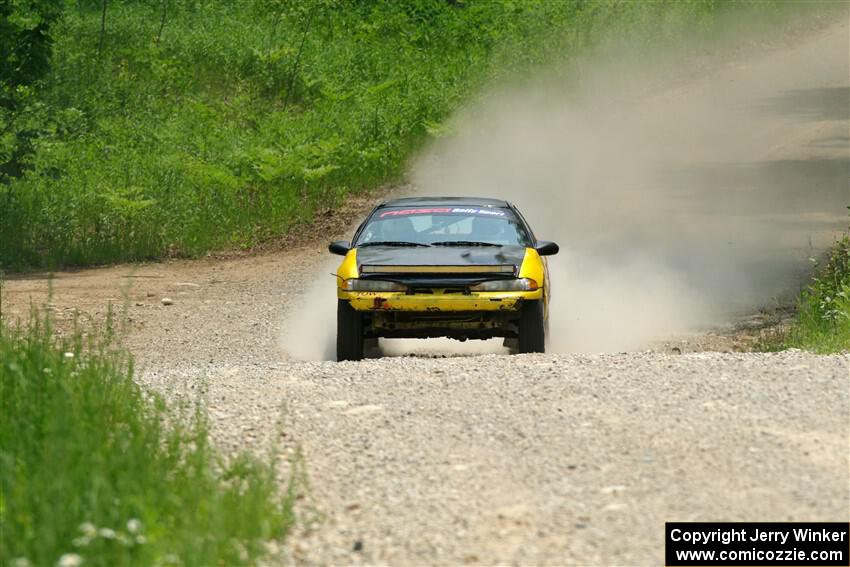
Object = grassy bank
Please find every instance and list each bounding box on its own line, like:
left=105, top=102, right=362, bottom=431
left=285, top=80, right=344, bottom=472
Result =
left=760, top=236, right=850, bottom=353
left=0, top=0, right=816, bottom=269
left=0, top=314, right=294, bottom=566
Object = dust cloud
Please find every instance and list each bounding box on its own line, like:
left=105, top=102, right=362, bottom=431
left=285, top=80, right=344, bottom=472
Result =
left=411, top=18, right=849, bottom=353
left=279, top=258, right=339, bottom=361
left=281, top=17, right=849, bottom=358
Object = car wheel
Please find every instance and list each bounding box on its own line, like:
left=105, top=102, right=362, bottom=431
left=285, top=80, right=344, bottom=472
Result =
left=518, top=300, right=545, bottom=353
left=337, top=300, right=364, bottom=361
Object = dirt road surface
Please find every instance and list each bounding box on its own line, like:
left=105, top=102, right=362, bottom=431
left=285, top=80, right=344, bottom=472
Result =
left=3, top=15, right=849, bottom=566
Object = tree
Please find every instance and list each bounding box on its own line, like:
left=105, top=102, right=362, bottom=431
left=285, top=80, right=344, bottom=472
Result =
left=0, top=0, right=64, bottom=108
left=0, top=0, right=65, bottom=181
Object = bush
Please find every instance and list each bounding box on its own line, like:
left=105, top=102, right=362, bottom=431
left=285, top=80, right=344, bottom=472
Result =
left=0, top=313, right=295, bottom=566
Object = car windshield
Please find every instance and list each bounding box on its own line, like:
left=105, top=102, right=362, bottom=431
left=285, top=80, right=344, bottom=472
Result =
left=355, top=206, right=533, bottom=247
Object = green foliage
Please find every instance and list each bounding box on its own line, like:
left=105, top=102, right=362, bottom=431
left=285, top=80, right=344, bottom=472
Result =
left=0, top=314, right=295, bottom=565
left=806, top=237, right=850, bottom=324
left=0, top=0, right=64, bottom=101
left=761, top=236, right=850, bottom=353
left=0, top=0, right=65, bottom=182
left=0, top=0, right=825, bottom=268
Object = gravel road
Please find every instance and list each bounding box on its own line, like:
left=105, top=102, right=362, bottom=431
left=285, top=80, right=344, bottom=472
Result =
left=2, top=12, right=848, bottom=567
left=140, top=351, right=848, bottom=565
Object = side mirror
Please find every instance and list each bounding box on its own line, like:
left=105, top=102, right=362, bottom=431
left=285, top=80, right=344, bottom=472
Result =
left=535, top=241, right=559, bottom=256
left=328, top=241, right=351, bottom=256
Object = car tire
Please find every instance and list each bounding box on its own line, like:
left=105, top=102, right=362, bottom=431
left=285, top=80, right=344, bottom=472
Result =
left=337, top=300, right=364, bottom=361
left=518, top=300, right=545, bottom=354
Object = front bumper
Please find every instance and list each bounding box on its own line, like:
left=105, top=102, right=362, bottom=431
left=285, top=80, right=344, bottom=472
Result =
left=338, top=288, right=543, bottom=312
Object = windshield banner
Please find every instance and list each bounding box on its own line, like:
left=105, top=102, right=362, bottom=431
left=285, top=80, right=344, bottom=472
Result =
left=379, top=207, right=507, bottom=218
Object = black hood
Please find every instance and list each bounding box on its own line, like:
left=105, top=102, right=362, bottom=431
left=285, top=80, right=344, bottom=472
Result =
left=355, top=245, right=527, bottom=285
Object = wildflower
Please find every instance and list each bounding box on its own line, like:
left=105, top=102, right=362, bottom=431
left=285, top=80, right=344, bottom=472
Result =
left=98, top=528, right=116, bottom=539
left=57, top=554, right=83, bottom=567
left=78, top=523, right=97, bottom=538
left=161, top=553, right=182, bottom=566
left=126, top=518, right=142, bottom=534
left=71, top=536, right=91, bottom=547
left=63, top=352, right=74, bottom=359
left=11, top=558, right=30, bottom=567
left=135, top=535, right=148, bottom=545
left=43, top=368, right=52, bottom=374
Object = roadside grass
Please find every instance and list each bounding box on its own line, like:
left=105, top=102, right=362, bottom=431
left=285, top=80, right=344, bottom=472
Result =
left=758, top=236, right=850, bottom=354
left=0, top=311, right=295, bottom=566
left=0, top=0, right=830, bottom=269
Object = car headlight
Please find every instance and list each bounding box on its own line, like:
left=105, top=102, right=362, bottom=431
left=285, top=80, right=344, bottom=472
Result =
left=343, top=278, right=407, bottom=292
left=470, top=278, right=538, bottom=292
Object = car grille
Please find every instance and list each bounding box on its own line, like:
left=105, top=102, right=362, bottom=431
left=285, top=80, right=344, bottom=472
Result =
left=407, top=287, right=467, bottom=294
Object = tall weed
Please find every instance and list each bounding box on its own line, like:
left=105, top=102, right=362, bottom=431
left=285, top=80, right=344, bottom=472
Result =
left=0, top=314, right=295, bottom=565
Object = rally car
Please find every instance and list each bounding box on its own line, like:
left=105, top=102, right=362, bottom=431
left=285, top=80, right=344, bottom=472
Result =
left=328, top=197, right=558, bottom=361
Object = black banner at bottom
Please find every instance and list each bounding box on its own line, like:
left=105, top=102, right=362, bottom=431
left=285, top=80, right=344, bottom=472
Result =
left=666, top=522, right=849, bottom=566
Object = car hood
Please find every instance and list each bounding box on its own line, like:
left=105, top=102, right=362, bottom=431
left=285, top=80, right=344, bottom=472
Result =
left=356, top=245, right=527, bottom=277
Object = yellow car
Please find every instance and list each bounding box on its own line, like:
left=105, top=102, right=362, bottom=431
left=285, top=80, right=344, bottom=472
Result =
left=329, top=197, right=559, bottom=361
